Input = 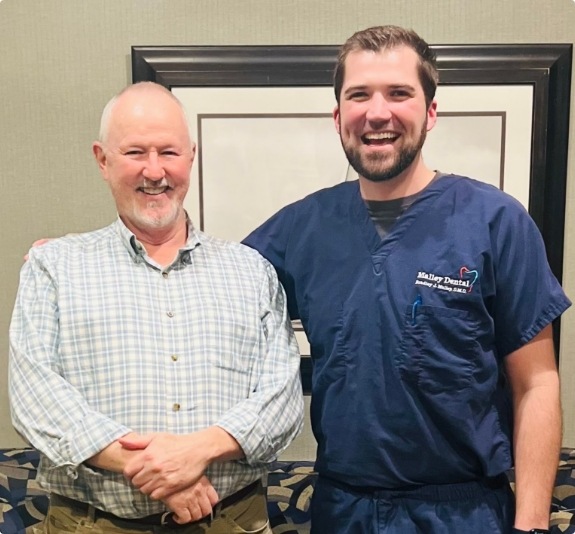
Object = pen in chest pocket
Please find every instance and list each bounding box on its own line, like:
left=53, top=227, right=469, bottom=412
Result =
left=411, top=294, right=422, bottom=325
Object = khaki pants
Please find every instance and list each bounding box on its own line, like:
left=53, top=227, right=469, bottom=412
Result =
left=36, top=483, right=272, bottom=534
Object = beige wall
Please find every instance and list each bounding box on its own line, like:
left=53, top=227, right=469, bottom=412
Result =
left=1, top=0, right=574, bottom=457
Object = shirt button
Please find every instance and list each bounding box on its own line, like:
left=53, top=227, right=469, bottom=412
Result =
left=167, top=311, right=174, bottom=318
left=162, top=272, right=168, bottom=279
left=171, top=354, right=179, bottom=362
left=172, top=403, right=181, bottom=412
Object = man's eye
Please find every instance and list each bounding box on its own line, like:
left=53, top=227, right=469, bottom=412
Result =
left=349, top=92, right=368, bottom=100
left=124, top=150, right=143, bottom=156
left=162, top=151, right=179, bottom=156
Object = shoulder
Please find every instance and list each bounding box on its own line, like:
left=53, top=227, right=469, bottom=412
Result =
left=440, top=174, right=529, bottom=216
left=288, top=180, right=358, bottom=210
left=195, top=232, right=283, bottom=296
left=438, top=175, right=545, bottom=256
left=257, top=180, right=359, bottom=228
left=244, top=181, right=358, bottom=253
left=196, top=231, right=275, bottom=270
left=27, top=224, right=115, bottom=264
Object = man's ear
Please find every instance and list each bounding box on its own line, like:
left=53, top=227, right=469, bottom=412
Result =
left=92, top=142, right=108, bottom=178
left=333, top=105, right=341, bottom=134
left=426, top=100, right=438, bottom=132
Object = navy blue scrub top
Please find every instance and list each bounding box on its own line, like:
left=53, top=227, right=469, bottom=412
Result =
left=243, top=175, right=570, bottom=488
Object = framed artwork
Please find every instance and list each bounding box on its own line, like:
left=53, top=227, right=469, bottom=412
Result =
left=132, top=44, right=572, bottom=389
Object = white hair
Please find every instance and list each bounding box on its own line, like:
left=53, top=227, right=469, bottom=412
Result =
left=97, top=82, right=190, bottom=144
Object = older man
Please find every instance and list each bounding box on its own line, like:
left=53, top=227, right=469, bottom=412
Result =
left=9, top=82, right=303, bottom=533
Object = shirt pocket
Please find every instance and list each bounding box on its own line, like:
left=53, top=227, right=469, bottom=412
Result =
left=199, top=302, right=261, bottom=375
left=395, top=305, right=480, bottom=399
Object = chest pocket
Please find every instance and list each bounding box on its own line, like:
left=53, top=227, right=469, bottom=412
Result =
left=395, top=305, right=480, bottom=398
left=197, top=302, right=260, bottom=375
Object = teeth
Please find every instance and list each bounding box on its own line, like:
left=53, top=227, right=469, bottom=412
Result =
left=141, top=187, right=168, bottom=195
left=364, top=132, right=397, bottom=140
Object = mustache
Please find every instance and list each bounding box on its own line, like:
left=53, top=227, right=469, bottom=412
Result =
left=140, top=178, right=170, bottom=189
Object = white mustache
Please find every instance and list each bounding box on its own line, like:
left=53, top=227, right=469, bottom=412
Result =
left=141, top=178, right=169, bottom=189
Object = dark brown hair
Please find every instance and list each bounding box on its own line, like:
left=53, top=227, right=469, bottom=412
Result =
left=334, top=25, right=438, bottom=108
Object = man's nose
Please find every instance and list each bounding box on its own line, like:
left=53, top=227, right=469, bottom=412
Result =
left=142, top=151, right=165, bottom=179
left=365, top=94, right=392, bottom=123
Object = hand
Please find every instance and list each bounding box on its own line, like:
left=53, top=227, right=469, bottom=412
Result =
left=87, top=432, right=145, bottom=473
left=163, top=476, right=219, bottom=524
left=121, top=432, right=209, bottom=499
left=23, top=238, right=52, bottom=261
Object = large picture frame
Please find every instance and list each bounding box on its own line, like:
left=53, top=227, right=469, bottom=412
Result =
left=132, top=44, right=572, bottom=388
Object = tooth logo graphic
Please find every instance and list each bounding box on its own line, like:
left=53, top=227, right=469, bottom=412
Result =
left=459, top=266, right=479, bottom=292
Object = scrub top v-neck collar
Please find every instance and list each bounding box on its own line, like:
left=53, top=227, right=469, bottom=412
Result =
left=351, top=174, right=457, bottom=259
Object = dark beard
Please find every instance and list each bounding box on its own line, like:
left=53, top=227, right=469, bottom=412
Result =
left=343, top=123, right=427, bottom=183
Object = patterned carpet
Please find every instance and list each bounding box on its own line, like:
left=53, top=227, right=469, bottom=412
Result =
left=0, top=449, right=315, bottom=534
left=0, top=449, right=48, bottom=534
left=1, top=448, right=574, bottom=534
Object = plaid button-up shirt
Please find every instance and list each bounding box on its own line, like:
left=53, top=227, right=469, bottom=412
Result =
left=9, top=217, right=303, bottom=518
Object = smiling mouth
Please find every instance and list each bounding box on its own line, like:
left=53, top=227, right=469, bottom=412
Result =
left=362, top=132, right=399, bottom=146
left=138, top=186, right=170, bottom=196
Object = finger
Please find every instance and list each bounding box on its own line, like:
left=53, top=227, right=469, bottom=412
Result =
left=190, top=504, right=205, bottom=522
left=150, top=485, right=171, bottom=500
left=123, top=459, right=146, bottom=479
left=148, top=481, right=173, bottom=501
left=133, top=473, right=164, bottom=494
left=198, top=476, right=219, bottom=505
left=206, top=485, right=219, bottom=506
left=138, top=481, right=156, bottom=495
left=172, top=509, right=191, bottom=524
left=198, top=494, right=214, bottom=519
left=176, top=504, right=202, bottom=524
left=25, top=239, right=51, bottom=260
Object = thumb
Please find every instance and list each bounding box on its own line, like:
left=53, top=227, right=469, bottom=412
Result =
left=119, top=433, right=153, bottom=450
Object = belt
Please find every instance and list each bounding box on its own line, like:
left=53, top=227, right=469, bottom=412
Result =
left=55, top=480, right=260, bottom=529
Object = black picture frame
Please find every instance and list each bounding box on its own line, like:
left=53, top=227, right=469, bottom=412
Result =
left=132, top=44, right=572, bottom=388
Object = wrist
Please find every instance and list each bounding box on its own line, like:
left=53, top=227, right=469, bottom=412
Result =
left=511, top=528, right=550, bottom=534
left=201, top=426, right=244, bottom=463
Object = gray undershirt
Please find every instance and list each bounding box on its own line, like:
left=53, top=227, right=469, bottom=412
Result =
left=365, top=172, right=443, bottom=239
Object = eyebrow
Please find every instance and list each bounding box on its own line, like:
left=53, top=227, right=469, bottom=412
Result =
left=342, top=83, right=418, bottom=98
left=388, top=84, right=417, bottom=94
left=342, top=85, right=369, bottom=98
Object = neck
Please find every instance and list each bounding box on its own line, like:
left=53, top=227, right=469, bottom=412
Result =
left=128, top=216, right=188, bottom=267
left=359, top=156, right=435, bottom=201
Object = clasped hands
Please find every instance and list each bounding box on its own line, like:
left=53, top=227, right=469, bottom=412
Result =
left=120, top=431, right=219, bottom=524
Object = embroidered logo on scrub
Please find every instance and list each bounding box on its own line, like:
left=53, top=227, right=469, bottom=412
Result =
left=415, top=266, right=478, bottom=294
